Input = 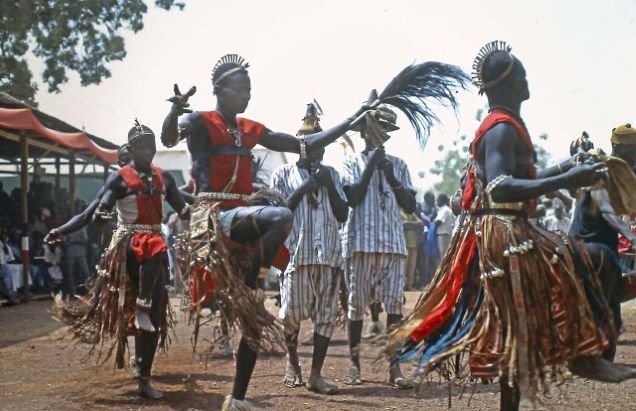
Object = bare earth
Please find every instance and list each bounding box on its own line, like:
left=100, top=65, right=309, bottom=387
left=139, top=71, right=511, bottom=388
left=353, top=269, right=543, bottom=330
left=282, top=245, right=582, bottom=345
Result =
left=1, top=293, right=636, bottom=411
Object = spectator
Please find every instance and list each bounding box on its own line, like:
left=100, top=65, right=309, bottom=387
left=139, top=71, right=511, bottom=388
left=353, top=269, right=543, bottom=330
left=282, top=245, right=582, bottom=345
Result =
left=421, top=191, right=437, bottom=221
left=0, top=225, right=19, bottom=304
left=0, top=182, right=10, bottom=217
left=0, top=227, right=29, bottom=297
left=29, top=208, right=49, bottom=241
left=435, top=193, right=454, bottom=257
left=529, top=204, right=547, bottom=229
left=418, top=191, right=439, bottom=286
left=543, top=199, right=570, bottom=235
left=44, top=241, right=63, bottom=293
left=401, top=210, right=424, bottom=290
left=62, top=226, right=91, bottom=297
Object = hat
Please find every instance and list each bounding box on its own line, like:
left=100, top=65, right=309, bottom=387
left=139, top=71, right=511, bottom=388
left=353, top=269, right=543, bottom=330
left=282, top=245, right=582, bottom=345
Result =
left=611, top=123, right=636, bottom=145
left=353, top=104, right=400, bottom=133
left=297, top=102, right=323, bottom=136
left=128, top=119, right=154, bottom=143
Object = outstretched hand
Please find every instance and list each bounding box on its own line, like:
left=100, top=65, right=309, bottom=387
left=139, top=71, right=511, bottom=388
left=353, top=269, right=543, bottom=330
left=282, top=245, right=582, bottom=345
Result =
left=167, top=84, right=196, bottom=115
left=94, top=206, right=114, bottom=222
left=43, top=229, right=62, bottom=245
left=564, top=162, right=607, bottom=189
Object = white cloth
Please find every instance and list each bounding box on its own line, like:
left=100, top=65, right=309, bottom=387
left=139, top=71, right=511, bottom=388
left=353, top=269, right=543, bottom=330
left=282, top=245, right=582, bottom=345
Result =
left=44, top=244, right=63, bottom=280
left=544, top=215, right=571, bottom=235
left=435, top=205, right=455, bottom=235
left=340, top=152, right=412, bottom=257
left=271, top=164, right=346, bottom=268
left=8, top=264, right=31, bottom=291
left=0, top=240, right=15, bottom=264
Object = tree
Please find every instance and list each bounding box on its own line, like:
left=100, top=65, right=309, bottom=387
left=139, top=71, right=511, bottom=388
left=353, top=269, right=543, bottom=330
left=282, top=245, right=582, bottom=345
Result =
left=429, top=134, right=469, bottom=196
left=0, top=0, right=184, bottom=106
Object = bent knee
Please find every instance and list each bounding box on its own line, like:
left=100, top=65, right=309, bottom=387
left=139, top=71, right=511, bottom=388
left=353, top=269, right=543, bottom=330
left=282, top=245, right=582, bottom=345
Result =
left=269, top=206, right=293, bottom=232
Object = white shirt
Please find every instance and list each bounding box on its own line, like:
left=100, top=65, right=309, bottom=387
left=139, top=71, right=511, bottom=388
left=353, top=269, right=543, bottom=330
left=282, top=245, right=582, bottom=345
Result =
left=544, top=215, right=571, bottom=235
left=0, top=240, right=15, bottom=265
left=436, top=205, right=455, bottom=235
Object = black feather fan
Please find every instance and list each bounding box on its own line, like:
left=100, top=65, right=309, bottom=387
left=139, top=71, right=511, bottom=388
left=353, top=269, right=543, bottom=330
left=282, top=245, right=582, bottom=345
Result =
left=377, top=62, right=470, bottom=149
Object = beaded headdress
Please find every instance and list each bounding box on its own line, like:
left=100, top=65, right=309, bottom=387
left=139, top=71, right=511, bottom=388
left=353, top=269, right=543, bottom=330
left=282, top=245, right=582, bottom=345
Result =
left=472, top=40, right=516, bottom=95
left=212, top=54, right=250, bottom=87
left=128, top=118, right=154, bottom=143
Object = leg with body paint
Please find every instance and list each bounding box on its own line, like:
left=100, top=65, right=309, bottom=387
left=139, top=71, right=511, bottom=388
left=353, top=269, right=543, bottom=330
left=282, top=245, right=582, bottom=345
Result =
left=224, top=206, right=293, bottom=404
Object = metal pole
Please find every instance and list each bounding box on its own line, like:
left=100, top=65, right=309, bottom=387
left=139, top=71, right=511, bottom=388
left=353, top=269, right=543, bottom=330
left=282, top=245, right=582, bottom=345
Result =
left=20, top=132, right=30, bottom=303
left=69, top=151, right=76, bottom=215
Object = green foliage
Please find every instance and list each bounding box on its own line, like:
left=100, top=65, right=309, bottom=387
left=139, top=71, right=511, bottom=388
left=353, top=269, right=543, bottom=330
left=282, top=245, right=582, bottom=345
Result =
left=429, top=129, right=552, bottom=196
left=0, top=0, right=184, bottom=106
left=429, top=135, right=469, bottom=196
left=534, top=132, right=551, bottom=169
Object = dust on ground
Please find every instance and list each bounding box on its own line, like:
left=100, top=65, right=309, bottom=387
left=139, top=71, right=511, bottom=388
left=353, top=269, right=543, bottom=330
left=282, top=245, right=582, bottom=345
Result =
left=1, top=294, right=636, bottom=410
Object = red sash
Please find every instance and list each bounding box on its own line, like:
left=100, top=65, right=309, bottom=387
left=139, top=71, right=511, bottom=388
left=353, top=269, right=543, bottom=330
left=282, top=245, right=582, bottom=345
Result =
left=462, top=109, right=536, bottom=211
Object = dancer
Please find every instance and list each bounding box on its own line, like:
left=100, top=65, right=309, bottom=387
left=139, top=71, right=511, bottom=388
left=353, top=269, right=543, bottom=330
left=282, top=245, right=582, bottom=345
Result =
left=385, top=41, right=635, bottom=410
left=570, top=126, right=636, bottom=339
left=341, top=104, right=416, bottom=388
left=49, top=122, right=189, bottom=399
left=271, top=102, right=348, bottom=394
left=160, top=54, right=368, bottom=410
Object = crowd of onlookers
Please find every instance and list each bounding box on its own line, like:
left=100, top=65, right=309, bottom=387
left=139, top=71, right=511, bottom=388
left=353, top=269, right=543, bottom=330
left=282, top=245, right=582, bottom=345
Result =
left=0, top=180, right=612, bottom=306
left=401, top=190, right=459, bottom=291
left=0, top=181, right=105, bottom=305
left=400, top=189, right=591, bottom=291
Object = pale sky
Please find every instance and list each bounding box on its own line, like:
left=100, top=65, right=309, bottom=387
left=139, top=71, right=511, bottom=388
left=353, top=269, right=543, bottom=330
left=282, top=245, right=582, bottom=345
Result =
left=29, top=0, right=636, bottom=189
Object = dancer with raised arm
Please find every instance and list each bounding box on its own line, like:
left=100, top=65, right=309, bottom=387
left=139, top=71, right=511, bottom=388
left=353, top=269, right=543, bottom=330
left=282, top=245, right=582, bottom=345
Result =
left=160, top=55, right=370, bottom=410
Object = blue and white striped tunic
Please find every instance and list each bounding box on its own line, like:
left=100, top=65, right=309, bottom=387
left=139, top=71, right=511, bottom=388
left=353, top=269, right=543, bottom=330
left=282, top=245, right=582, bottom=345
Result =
left=271, top=163, right=346, bottom=268
left=340, top=152, right=413, bottom=257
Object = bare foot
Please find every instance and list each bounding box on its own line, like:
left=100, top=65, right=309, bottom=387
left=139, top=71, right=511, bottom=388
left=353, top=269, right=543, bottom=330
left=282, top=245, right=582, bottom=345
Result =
left=283, top=363, right=304, bottom=388
left=569, top=356, right=636, bottom=382
left=343, top=365, right=362, bottom=385
left=389, top=364, right=413, bottom=389
left=307, top=376, right=339, bottom=395
left=137, top=377, right=163, bottom=399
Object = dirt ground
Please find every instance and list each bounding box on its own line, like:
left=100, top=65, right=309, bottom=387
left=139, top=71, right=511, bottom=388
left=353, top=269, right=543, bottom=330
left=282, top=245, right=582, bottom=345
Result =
left=1, top=294, right=636, bottom=411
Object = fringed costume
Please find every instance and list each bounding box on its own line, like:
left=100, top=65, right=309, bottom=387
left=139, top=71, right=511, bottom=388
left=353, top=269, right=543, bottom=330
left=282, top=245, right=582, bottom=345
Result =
left=385, top=109, right=616, bottom=403
left=181, top=109, right=287, bottom=353
left=186, top=191, right=287, bottom=353
left=54, top=164, right=173, bottom=368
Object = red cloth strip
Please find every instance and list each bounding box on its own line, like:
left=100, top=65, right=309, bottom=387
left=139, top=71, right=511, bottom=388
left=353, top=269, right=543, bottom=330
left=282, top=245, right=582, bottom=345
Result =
left=130, top=232, right=167, bottom=263
left=409, top=232, right=477, bottom=342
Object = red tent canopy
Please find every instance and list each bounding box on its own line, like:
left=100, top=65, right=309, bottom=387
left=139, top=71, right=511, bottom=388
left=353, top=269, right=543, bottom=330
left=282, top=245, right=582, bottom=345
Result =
left=0, top=107, right=117, bottom=164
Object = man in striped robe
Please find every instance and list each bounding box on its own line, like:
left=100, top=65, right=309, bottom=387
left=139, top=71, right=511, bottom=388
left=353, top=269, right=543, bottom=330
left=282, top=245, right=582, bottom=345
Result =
left=271, top=103, right=349, bottom=395
left=340, top=105, right=416, bottom=388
